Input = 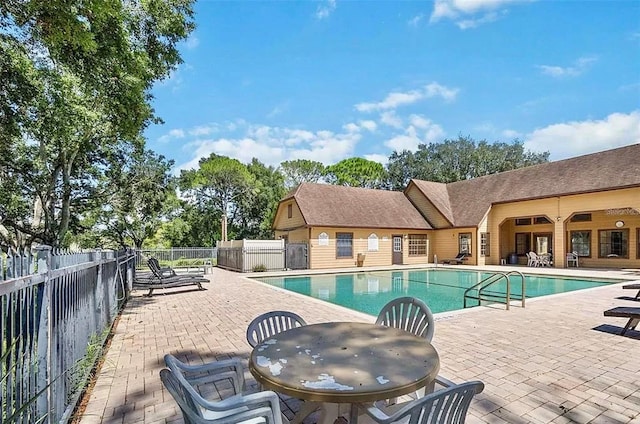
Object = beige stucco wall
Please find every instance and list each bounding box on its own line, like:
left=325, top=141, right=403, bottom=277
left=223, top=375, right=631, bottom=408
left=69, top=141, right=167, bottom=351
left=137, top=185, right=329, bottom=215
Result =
left=405, top=185, right=450, bottom=228
left=430, top=227, right=477, bottom=265
left=488, top=187, right=640, bottom=267
left=273, top=200, right=306, bottom=231
left=307, top=228, right=431, bottom=269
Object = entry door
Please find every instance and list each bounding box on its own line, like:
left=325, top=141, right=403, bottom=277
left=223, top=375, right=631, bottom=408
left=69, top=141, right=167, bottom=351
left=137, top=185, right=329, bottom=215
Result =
left=392, top=235, right=403, bottom=265
left=534, top=233, right=552, bottom=255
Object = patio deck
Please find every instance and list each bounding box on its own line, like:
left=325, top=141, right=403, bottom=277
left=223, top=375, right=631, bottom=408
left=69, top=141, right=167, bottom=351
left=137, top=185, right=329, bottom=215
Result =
left=79, top=266, right=640, bottom=424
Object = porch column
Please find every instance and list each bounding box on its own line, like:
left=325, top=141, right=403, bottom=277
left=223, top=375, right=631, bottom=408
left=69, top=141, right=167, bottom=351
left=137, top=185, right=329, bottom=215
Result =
left=553, top=220, right=565, bottom=267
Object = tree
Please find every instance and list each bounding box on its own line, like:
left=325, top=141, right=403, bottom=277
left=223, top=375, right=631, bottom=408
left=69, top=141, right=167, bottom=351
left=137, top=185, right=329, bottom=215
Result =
left=386, top=136, right=549, bottom=188
left=324, top=157, right=388, bottom=189
left=0, top=0, right=195, bottom=247
left=279, top=159, right=325, bottom=190
left=179, top=154, right=255, bottom=242
left=99, top=150, right=176, bottom=249
left=235, top=159, right=286, bottom=239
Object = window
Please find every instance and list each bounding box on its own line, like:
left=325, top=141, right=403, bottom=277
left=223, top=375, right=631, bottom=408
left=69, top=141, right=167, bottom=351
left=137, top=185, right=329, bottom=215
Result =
left=515, top=233, right=530, bottom=255
left=570, top=231, right=591, bottom=257
left=408, top=234, right=427, bottom=256
left=599, top=229, right=628, bottom=258
left=515, top=218, right=532, bottom=226
left=571, top=213, right=592, bottom=222
left=459, top=233, right=472, bottom=255
left=318, top=232, right=329, bottom=246
left=336, top=233, right=353, bottom=258
left=534, top=216, right=552, bottom=224
left=367, top=233, right=379, bottom=251
left=480, top=232, right=490, bottom=256
left=287, top=204, right=292, bottom=218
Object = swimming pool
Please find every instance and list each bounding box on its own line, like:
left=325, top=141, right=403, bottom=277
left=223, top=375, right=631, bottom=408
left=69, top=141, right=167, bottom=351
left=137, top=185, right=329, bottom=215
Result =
left=253, top=268, right=620, bottom=315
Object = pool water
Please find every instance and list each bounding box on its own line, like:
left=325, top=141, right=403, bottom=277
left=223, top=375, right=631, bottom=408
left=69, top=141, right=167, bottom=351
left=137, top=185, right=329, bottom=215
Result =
left=253, top=268, right=619, bottom=315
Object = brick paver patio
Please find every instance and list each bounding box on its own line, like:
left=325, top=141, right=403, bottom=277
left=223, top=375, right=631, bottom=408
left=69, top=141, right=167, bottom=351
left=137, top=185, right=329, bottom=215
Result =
left=79, top=266, right=640, bottom=424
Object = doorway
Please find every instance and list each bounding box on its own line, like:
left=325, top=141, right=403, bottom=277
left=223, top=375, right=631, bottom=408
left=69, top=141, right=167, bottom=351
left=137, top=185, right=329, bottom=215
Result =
left=392, top=235, right=403, bottom=265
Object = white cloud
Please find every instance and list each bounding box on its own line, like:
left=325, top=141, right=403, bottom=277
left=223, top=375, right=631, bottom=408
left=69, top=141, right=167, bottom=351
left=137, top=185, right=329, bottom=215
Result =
left=410, top=114, right=432, bottom=129
left=456, top=11, right=504, bottom=30
left=384, top=119, right=444, bottom=152
left=380, top=111, right=404, bottom=129
left=359, top=120, right=377, bottom=132
left=355, top=82, right=459, bottom=112
left=173, top=121, right=361, bottom=172
left=502, top=129, right=522, bottom=139
left=430, top=0, right=523, bottom=28
left=343, top=123, right=360, bottom=133
left=316, top=0, right=336, bottom=20
left=537, top=56, right=598, bottom=78
left=189, top=125, right=217, bottom=136
left=408, top=14, right=425, bottom=27
left=184, top=34, right=199, bottom=50
left=364, top=153, right=389, bottom=165
left=158, top=128, right=186, bottom=143
left=356, top=89, right=424, bottom=112
left=523, top=111, right=640, bottom=160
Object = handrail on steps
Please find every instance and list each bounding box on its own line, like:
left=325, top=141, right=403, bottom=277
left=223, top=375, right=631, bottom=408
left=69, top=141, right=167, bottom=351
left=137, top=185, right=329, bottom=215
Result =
left=463, top=270, right=526, bottom=310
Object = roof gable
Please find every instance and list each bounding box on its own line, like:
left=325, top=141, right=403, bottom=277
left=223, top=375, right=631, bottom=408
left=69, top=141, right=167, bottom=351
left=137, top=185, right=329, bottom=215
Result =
left=289, top=183, right=432, bottom=229
left=416, top=144, right=640, bottom=227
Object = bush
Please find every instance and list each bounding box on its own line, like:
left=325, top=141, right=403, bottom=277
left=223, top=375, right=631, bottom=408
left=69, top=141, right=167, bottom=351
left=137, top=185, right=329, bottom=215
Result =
left=252, top=264, right=267, bottom=272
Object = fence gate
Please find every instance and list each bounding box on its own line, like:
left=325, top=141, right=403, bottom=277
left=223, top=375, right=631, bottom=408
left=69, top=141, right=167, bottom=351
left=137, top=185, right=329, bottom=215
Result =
left=286, top=243, right=308, bottom=270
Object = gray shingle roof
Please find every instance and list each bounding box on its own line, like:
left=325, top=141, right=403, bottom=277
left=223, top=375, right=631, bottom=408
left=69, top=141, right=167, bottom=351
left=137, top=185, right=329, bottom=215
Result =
left=411, top=143, right=640, bottom=227
left=287, top=183, right=432, bottom=229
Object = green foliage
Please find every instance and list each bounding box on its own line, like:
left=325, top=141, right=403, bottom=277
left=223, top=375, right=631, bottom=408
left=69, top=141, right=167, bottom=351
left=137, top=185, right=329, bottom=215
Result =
left=0, top=0, right=195, bottom=248
left=252, top=264, right=267, bottom=272
left=324, top=157, right=388, bottom=189
left=179, top=154, right=256, bottom=242
left=279, top=159, right=325, bottom=189
left=386, top=136, right=550, bottom=189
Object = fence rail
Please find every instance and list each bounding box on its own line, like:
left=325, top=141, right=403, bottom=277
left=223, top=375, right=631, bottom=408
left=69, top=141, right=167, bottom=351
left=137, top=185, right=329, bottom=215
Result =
left=0, top=246, right=135, bottom=423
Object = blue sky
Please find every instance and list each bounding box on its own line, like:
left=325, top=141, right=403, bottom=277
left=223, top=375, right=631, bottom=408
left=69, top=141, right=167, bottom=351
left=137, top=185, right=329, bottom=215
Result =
left=145, top=0, right=640, bottom=173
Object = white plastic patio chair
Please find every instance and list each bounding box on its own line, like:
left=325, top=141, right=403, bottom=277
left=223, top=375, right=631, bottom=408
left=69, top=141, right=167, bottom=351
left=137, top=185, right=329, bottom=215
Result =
left=375, top=297, right=435, bottom=403
left=356, top=379, right=484, bottom=424
left=246, top=310, right=307, bottom=347
left=160, top=367, right=284, bottom=424
left=566, top=251, right=579, bottom=267
left=375, top=296, right=434, bottom=341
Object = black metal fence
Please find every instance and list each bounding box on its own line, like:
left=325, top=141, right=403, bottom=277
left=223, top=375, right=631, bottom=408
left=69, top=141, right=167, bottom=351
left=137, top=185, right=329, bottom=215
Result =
left=0, top=247, right=135, bottom=423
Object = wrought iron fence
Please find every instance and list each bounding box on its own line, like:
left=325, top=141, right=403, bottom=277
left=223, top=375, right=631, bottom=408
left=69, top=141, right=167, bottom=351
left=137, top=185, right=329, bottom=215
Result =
left=135, top=247, right=217, bottom=270
left=0, top=246, right=135, bottom=423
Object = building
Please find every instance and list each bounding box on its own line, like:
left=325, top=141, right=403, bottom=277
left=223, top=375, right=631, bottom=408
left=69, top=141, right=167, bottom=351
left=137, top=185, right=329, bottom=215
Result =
left=272, top=144, right=640, bottom=269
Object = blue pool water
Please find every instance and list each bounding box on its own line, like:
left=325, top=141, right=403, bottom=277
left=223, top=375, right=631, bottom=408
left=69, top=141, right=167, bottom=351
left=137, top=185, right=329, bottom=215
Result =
left=253, top=269, right=620, bottom=315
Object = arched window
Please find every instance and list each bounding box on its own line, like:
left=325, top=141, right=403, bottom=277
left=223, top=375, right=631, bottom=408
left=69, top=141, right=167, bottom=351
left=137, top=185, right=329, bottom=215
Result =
left=318, top=232, right=329, bottom=246
left=368, top=233, right=379, bottom=251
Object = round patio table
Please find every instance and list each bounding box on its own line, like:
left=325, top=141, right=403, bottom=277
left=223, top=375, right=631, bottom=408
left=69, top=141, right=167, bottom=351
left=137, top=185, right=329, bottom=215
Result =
left=249, top=321, right=440, bottom=423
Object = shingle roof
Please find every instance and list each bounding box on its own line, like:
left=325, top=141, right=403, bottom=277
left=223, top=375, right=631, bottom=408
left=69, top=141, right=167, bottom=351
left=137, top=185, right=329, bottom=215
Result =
left=412, top=143, right=640, bottom=227
left=287, top=183, right=432, bottom=229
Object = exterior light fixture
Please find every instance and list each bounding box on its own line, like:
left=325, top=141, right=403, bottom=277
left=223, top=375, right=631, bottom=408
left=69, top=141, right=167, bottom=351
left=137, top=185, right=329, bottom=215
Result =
left=615, top=220, right=624, bottom=228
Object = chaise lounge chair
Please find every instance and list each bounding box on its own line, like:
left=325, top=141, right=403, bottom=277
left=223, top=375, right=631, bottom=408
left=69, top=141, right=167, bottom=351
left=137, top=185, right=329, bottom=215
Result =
left=603, top=306, right=640, bottom=335
left=133, top=258, right=208, bottom=297
left=441, top=252, right=467, bottom=265
left=623, top=283, right=640, bottom=300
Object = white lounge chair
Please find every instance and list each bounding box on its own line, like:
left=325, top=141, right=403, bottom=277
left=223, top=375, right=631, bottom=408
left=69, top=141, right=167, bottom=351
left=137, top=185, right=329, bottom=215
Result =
left=566, top=251, right=579, bottom=267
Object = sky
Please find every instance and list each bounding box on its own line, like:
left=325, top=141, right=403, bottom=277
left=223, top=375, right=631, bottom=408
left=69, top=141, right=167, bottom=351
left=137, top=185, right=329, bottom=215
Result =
left=144, top=0, right=640, bottom=174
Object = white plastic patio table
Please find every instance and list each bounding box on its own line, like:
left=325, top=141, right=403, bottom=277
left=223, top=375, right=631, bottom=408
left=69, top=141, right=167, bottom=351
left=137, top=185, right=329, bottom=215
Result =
left=248, top=321, right=440, bottom=424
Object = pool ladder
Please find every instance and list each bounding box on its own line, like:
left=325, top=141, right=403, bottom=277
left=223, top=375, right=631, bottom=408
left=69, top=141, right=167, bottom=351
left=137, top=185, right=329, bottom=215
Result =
left=463, top=271, right=526, bottom=310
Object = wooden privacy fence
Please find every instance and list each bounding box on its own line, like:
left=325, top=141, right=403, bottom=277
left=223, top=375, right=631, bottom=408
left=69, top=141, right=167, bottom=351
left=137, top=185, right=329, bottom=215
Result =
left=0, top=246, right=135, bottom=424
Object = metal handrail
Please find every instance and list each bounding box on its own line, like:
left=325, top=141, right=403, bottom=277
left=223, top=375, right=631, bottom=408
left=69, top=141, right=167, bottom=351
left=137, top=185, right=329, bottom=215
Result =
left=463, top=270, right=526, bottom=310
